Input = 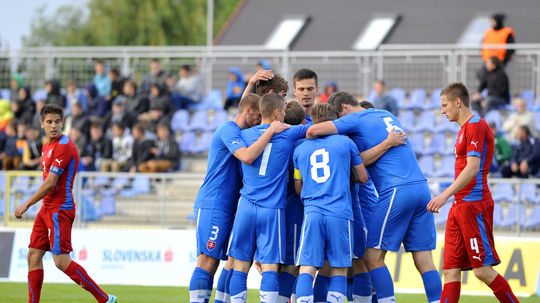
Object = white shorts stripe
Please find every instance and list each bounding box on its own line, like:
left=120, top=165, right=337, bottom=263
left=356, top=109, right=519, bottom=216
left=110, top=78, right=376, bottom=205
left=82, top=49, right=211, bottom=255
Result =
left=278, top=209, right=283, bottom=264
left=348, top=220, right=352, bottom=261
left=296, top=214, right=308, bottom=266
left=376, top=188, right=397, bottom=249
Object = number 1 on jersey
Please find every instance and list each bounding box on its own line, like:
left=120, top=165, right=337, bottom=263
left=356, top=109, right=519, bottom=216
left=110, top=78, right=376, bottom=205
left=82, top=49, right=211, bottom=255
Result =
left=259, top=143, right=273, bottom=176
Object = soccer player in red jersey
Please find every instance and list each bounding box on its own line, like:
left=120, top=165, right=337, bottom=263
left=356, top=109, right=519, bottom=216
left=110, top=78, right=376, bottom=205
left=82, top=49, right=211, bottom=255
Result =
left=15, top=104, right=117, bottom=303
left=427, top=82, right=519, bottom=303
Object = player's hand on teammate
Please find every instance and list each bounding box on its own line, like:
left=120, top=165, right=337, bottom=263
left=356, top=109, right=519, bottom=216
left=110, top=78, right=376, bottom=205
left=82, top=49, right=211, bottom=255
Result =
left=427, top=195, right=448, bottom=213
left=385, top=128, right=407, bottom=147
left=15, top=203, right=30, bottom=219
left=268, top=120, right=291, bottom=134
left=249, top=70, right=274, bottom=85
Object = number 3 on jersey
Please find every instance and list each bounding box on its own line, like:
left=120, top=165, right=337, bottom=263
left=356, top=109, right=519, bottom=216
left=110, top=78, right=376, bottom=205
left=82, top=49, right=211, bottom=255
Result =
left=310, top=148, right=330, bottom=183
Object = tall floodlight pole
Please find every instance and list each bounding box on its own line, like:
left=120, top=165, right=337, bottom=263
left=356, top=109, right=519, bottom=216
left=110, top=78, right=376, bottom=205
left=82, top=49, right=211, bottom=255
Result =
left=205, top=0, right=214, bottom=94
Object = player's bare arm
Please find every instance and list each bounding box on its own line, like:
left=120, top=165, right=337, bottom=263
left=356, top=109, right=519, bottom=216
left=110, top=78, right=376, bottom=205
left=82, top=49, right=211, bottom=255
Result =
left=240, top=69, right=274, bottom=100
left=427, top=156, right=481, bottom=213
left=306, top=121, right=337, bottom=139
left=14, top=165, right=60, bottom=218
left=233, top=121, right=290, bottom=165
left=294, top=179, right=303, bottom=196
left=360, top=128, right=407, bottom=166
left=351, top=163, right=368, bottom=183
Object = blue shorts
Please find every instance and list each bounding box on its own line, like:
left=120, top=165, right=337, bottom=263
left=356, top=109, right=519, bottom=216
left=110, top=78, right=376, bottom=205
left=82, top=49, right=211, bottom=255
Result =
left=227, top=197, right=286, bottom=264
left=195, top=208, right=234, bottom=260
left=284, top=222, right=302, bottom=265
left=367, top=182, right=436, bottom=252
left=296, top=212, right=353, bottom=268
left=353, top=207, right=367, bottom=259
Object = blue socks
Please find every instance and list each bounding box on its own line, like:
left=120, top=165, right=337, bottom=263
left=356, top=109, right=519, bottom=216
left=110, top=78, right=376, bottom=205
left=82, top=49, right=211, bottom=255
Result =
left=215, top=268, right=229, bottom=303
left=421, top=270, right=442, bottom=303
left=189, top=267, right=210, bottom=303
left=230, top=271, right=248, bottom=303
left=347, top=277, right=353, bottom=301
left=327, top=275, right=347, bottom=303
left=278, top=271, right=296, bottom=302
left=354, top=273, right=373, bottom=303
left=313, top=274, right=330, bottom=302
left=260, top=271, right=279, bottom=303
left=369, top=266, right=395, bottom=303
left=225, top=268, right=234, bottom=302
left=296, top=273, right=314, bottom=302
left=205, top=275, right=214, bottom=303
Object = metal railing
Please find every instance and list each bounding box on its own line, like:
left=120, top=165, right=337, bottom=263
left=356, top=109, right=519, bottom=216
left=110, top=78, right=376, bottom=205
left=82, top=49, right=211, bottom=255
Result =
left=1, top=44, right=539, bottom=100
left=1, top=171, right=538, bottom=235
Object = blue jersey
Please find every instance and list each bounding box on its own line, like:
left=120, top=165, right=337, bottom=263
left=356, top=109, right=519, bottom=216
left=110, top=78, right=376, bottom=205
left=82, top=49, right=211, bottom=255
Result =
left=357, top=177, right=378, bottom=205
left=193, top=121, right=245, bottom=214
left=240, top=124, right=308, bottom=208
left=293, top=134, right=362, bottom=220
left=286, top=139, right=305, bottom=224
left=333, top=109, right=426, bottom=193
left=305, top=115, right=313, bottom=126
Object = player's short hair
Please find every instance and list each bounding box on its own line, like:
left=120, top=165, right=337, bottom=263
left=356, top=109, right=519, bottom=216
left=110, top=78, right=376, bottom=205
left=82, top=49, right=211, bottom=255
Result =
left=284, top=101, right=306, bottom=125
left=124, top=79, right=137, bottom=90
left=40, top=104, right=64, bottom=121
left=519, top=125, right=531, bottom=137
left=311, top=103, right=338, bottom=124
left=112, top=121, right=125, bottom=130
left=132, top=123, right=145, bottom=134
left=327, top=91, right=360, bottom=114
left=293, top=68, right=318, bottom=88
left=238, top=93, right=261, bottom=113
left=109, top=67, right=120, bottom=76
left=360, top=100, right=374, bottom=109
left=441, top=82, right=470, bottom=107
left=255, top=74, right=288, bottom=96
left=260, top=93, right=285, bottom=119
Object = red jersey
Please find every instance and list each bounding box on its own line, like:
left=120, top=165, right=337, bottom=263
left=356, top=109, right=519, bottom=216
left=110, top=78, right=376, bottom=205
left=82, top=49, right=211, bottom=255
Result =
left=454, top=115, right=494, bottom=202
left=41, top=135, right=79, bottom=209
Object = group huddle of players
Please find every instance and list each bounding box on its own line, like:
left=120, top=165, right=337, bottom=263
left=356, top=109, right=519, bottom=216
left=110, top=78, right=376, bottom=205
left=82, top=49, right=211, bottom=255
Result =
left=188, top=69, right=520, bottom=303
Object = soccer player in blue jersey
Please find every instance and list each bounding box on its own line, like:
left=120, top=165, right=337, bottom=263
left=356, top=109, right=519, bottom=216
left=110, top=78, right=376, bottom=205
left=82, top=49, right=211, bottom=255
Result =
left=227, top=93, right=309, bottom=303
left=293, top=103, right=368, bottom=303
left=308, top=92, right=442, bottom=303
left=189, top=93, right=289, bottom=303
left=293, top=68, right=318, bottom=125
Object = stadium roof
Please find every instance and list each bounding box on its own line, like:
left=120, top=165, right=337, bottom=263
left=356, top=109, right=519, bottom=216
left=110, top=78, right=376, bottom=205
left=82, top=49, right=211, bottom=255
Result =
left=216, top=0, right=539, bottom=50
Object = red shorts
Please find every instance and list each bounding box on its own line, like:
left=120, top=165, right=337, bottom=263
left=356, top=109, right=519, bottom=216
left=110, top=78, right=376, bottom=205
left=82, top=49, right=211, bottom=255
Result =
left=29, top=207, right=75, bottom=255
left=443, top=199, right=500, bottom=270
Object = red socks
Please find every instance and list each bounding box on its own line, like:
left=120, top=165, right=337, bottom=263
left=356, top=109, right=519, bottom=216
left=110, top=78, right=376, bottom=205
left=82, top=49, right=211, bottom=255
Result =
left=64, top=261, right=109, bottom=303
left=440, top=281, right=460, bottom=303
left=489, top=274, right=520, bottom=303
left=28, top=269, right=44, bottom=303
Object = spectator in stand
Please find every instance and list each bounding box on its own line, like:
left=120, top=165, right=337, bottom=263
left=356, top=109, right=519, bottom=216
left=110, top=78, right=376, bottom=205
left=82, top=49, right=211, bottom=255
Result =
left=44, top=79, right=67, bottom=108
left=372, top=80, right=399, bottom=116
left=93, top=60, right=111, bottom=98
left=10, top=73, right=24, bottom=102
left=103, top=96, right=137, bottom=138
left=68, top=126, right=87, bottom=158
left=172, top=65, right=201, bottom=109
left=21, top=126, right=42, bottom=170
left=65, top=102, right=90, bottom=140
left=318, top=81, right=338, bottom=103
left=502, top=125, right=540, bottom=178
left=141, top=58, right=170, bottom=96
left=65, top=80, right=87, bottom=114
left=224, top=67, right=245, bottom=110
left=123, top=80, right=149, bottom=115
left=489, top=122, right=512, bottom=173
left=146, top=103, right=171, bottom=134
left=481, top=13, right=515, bottom=67
left=138, top=123, right=180, bottom=172
left=31, top=100, right=45, bottom=134
left=101, top=122, right=133, bottom=172
left=149, top=84, right=174, bottom=114
left=503, top=98, right=535, bottom=142
left=0, top=129, right=6, bottom=167
left=471, top=56, right=510, bottom=116
left=256, top=59, right=271, bottom=71
left=2, top=121, right=22, bottom=170
left=80, top=121, right=112, bottom=171
left=128, top=123, right=155, bottom=173
left=108, top=67, right=126, bottom=102
left=11, top=86, right=35, bottom=126
left=84, top=82, right=107, bottom=118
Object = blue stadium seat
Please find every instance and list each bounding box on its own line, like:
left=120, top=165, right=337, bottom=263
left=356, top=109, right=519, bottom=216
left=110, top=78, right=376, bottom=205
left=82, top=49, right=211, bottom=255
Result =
left=33, top=89, right=48, bottom=102
left=418, top=156, right=435, bottom=178
left=389, top=88, right=406, bottom=109
left=112, top=176, right=130, bottom=191
left=202, top=89, right=224, bottom=110
left=492, top=183, right=515, bottom=204
left=493, top=203, right=503, bottom=227
left=80, top=191, right=101, bottom=221
left=13, top=176, right=32, bottom=195
left=409, top=133, right=425, bottom=156
left=519, top=90, right=535, bottom=110
left=484, top=110, right=502, bottom=129
left=0, top=89, right=10, bottom=100
left=406, top=89, right=427, bottom=110
left=0, top=174, right=5, bottom=194
left=424, top=134, right=448, bottom=156
left=207, top=110, right=229, bottom=131
left=434, top=202, right=452, bottom=226
left=519, top=183, right=537, bottom=204
left=425, top=88, right=442, bottom=110
left=120, top=176, right=151, bottom=196
left=92, top=176, right=109, bottom=188
left=171, top=109, right=190, bottom=132
left=435, top=116, right=459, bottom=134
left=180, top=131, right=197, bottom=154
left=523, top=205, right=540, bottom=229
left=188, top=110, right=209, bottom=132
left=534, top=113, right=540, bottom=134
left=499, top=203, right=525, bottom=228
left=193, top=131, right=213, bottom=154
left=98, top=196, right=116, bottom=216
left=413, top=111, right=436, bottom=133
left=434, top=156, right=455, bottom=178
left=399, top=110, right=415, bottom=133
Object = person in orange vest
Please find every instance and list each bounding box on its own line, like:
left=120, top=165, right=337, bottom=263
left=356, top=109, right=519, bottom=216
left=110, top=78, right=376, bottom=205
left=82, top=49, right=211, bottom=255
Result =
left=481, top=13, right=515, bottom=66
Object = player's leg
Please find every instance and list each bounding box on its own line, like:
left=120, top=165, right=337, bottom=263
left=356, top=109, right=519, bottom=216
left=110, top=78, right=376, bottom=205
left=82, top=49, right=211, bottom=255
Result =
left=411, top=251, right=442, bottom=303
left=278, top=222, right=301, bottom=303
left=327, top=267, right=348, bottom=303
left=296, top=265, right=318, bottom=303
left=326, top=216, right=353, bottom=303
left=230, top=260, right=252, bottom=303
left=215, top=257, right=235, bottom=303
left=224, top=258, right=235, bottom=303
left=472, top=266, right=520, bottom=303
left=27, top=208, right=49, bottom=303
left=352, top=208, right=372, bottom=303
left=314, top=262, right=331, bottom=303
left=296, top=212, right=325, bottom=303
left=364, top=248, right=394, bottom=303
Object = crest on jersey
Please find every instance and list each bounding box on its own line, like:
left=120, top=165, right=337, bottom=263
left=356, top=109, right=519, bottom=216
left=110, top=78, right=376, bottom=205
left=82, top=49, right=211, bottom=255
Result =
left=207, top=240, right=216, bottom=251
